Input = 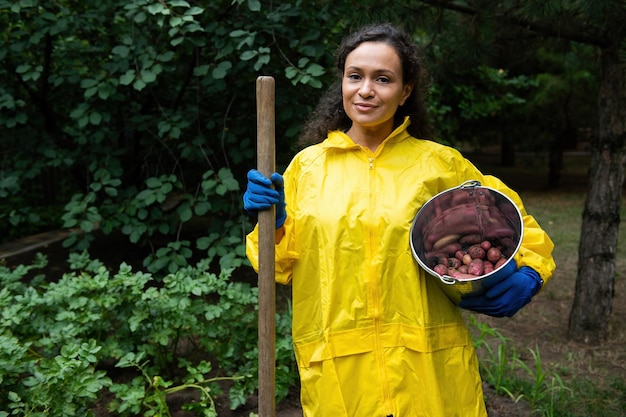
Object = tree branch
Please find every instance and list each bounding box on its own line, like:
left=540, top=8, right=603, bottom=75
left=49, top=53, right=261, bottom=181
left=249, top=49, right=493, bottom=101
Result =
left=415, top=0, right=611, bottom=48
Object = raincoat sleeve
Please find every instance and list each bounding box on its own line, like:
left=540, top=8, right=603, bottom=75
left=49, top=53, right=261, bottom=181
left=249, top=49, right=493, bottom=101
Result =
left=476, top=173, right=556, bottom=285
left=245, top=161, right=299, bottom=285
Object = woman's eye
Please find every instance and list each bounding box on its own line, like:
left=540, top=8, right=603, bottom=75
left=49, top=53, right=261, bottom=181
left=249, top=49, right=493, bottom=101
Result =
left=377, top=77, right=390, bottom=83
left=347, top=73, right=361, bottom=80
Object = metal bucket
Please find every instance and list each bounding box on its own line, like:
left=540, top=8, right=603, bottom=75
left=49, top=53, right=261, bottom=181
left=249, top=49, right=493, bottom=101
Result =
left=409, top=180, right=524, bottom=305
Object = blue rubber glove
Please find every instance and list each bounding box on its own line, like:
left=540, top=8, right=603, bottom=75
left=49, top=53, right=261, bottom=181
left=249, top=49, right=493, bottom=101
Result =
left=459, top=261, right=543, bottom=318
left=243, top=169, right=286, bottom=229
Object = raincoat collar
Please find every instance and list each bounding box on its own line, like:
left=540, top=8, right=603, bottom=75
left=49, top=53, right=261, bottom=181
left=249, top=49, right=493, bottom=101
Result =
left=322, top=116, right=413, bottom=150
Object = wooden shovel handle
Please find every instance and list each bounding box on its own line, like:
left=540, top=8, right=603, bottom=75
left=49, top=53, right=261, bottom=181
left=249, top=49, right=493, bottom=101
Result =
left=256, top=76, right=276, bottom=417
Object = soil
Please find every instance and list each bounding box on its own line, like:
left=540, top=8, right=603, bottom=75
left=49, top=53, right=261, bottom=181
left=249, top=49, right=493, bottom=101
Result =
left=2, top=155, right=625, bottom=417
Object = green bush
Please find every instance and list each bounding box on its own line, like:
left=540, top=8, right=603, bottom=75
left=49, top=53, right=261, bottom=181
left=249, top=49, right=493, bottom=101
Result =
left=0, top=252, right=297, bottom=416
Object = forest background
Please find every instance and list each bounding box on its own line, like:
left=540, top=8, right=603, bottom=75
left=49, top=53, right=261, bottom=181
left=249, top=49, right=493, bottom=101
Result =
left=1, top=1, right=625, bottom=416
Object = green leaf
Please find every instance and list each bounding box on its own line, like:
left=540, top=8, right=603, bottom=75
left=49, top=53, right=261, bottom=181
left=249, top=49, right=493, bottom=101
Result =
left=240, top=50, right=257, bottom=61
left=194, top=201, right=211, bottom=216
left=147, top=3, right=165, bottom=15
left=157, top=51, right=175, bottom=62
left=170, top=16, right=182, bottom=27
left=221, top=178, right=239, bottom=191
left=81, top=78, right=99, bottom=88
left=98, top=83, right=114, bottom=100
left=146, top=177, right=162, bottom=188
left=212, top=61, right=232, bottom=79
left=171, top=36, right=184, bottom=46
left=15, top=64, right=31, bottom=74
left=133, top=79, right=146, bottom=91
left=89, top=112, right=102, bottom=125
left=185, top=6, right=204, bottom=15
left=193, top=64, right=210, bottom=76
left=306, top=63, right=325, bottom=76
left=134, top=11, right=147, bottom=23
left=119, top=70, right=135, bottom=85
left=141, top=70, right=157, bottom=83
left=84, top=86, right=98, bottom=98
left=229, top=30, right=248, bottom=37
left=178, top=204, right=193, bottom=222
left=112, top=45, right=130, bottom=58
left=285, top=66, right=298, bottom=79
left=81, top=220, right=94, bottom=232
left=247, top=0, right=261, bottom=11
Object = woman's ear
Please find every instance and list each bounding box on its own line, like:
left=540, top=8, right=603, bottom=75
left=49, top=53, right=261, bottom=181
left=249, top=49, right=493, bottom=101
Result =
left=400, top=82, right=414, bottom=106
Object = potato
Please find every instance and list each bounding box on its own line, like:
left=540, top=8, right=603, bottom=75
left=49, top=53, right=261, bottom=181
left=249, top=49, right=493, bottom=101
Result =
left=467, top=244, right=486, bottom=260
left=480, top=240, right=492, bottom=251
left=433, top=264, right=448, bottom=276
left=447, top=257, right=462, bottom=269
left=494, top=257, right=507, bottom=269
left=467, top=258, right=484, bottom=276
left=460, top=233, right=482, bottom=245
left=487, top=247, right=502, bottom=263
left=450, top=271, right=477, bottom=280
left=433, top=234, right=461, bottom=250
left=462, top=253, right=473, bottom=266
left=440, top=242, right=463, bottom=257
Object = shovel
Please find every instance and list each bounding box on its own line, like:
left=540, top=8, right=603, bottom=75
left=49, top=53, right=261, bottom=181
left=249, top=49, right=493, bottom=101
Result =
left=256, top=75, right=276, bottom=417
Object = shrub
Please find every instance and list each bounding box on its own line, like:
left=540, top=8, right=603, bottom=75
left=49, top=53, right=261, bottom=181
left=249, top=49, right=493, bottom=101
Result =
left=0, top=252, right=297, bottom=416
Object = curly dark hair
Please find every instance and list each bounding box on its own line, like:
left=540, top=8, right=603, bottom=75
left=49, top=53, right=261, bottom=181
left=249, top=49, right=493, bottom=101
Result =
left=298, top=23, right=432, bottom=145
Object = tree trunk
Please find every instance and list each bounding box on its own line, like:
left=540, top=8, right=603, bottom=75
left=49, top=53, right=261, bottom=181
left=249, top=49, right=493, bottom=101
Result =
left=568, top=46, right=626, bottom=344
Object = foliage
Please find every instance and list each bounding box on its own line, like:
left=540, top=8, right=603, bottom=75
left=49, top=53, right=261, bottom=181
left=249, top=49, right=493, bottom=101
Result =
left=109, top=352, right=238, bottom=417
left=0, top=0, right=337, bottom=255
left=0, top=0, right=620, bottom=414
left=427, top=64, right=541, bottom=147
left=469, top=311, right=626, bottom=417
left=469, top=316, right=573, bottom=417
left=0, top=253, right=296, bottom=416
left=0, top=0, right=606, bottom=250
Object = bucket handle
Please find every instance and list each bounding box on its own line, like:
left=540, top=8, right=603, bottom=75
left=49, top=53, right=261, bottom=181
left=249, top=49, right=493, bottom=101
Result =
left=440, top=275, right=457, bottom=285
left=459, top=180, right=481, bottom=189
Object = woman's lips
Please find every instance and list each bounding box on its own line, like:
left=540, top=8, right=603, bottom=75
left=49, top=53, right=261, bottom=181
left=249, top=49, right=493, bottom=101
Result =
left=354, top=102, right=376, bottom=112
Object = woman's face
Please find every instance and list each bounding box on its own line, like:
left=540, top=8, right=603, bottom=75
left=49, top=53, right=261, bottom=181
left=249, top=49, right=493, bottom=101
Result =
left=342, top=41, right=413, bottom=135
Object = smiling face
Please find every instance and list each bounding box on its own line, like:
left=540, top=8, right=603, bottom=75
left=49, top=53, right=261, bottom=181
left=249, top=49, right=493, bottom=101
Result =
left=342, top=41, right=413, bottom=148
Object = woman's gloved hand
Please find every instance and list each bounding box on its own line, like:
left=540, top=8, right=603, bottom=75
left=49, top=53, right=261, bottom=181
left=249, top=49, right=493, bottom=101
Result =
left=243, top=169, right=286, bottom=229
left=459, top=260, right=543, bottom=317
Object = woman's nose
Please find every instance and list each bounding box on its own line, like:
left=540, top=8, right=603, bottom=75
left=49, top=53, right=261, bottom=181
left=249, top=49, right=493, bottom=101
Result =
left=358, top=79, right=374, bottom=98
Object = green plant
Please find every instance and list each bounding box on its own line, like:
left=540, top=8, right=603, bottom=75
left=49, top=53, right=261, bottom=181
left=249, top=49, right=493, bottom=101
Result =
left=0, top=0, right=334, bottom=252
left=513, top=346, right=571, bottom=416
left=468, top=315, right=572, bottom=417
left=0, top=250, right=297, bottom=415
left=0, top=337, right=111, bottom=417
left=108, top=351, right=241, bottom=417
left=468, top=315, right=515, bottom=395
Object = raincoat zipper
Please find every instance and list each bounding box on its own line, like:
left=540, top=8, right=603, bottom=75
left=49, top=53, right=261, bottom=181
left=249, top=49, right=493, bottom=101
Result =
left=366, top=153, right=394, bottom=416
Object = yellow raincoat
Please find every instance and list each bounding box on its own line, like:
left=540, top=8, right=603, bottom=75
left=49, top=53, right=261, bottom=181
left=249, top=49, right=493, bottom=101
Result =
left=246, top=117, right=555, bottom=417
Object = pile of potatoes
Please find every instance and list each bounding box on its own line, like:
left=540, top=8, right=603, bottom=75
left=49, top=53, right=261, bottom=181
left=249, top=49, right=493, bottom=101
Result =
left=415, top=187, right=521, bottom=281
left=425, top=233, right=512, bottom=280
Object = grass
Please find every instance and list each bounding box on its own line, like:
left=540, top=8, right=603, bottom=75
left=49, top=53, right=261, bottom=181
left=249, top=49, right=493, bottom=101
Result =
left=518, top=191, right=626, bottom=417
left=466, top=162, right=626, bottom=417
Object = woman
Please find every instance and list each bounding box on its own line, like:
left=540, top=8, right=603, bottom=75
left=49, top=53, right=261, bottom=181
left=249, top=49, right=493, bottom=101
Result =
left=244, top=23, right=555, bottom=417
